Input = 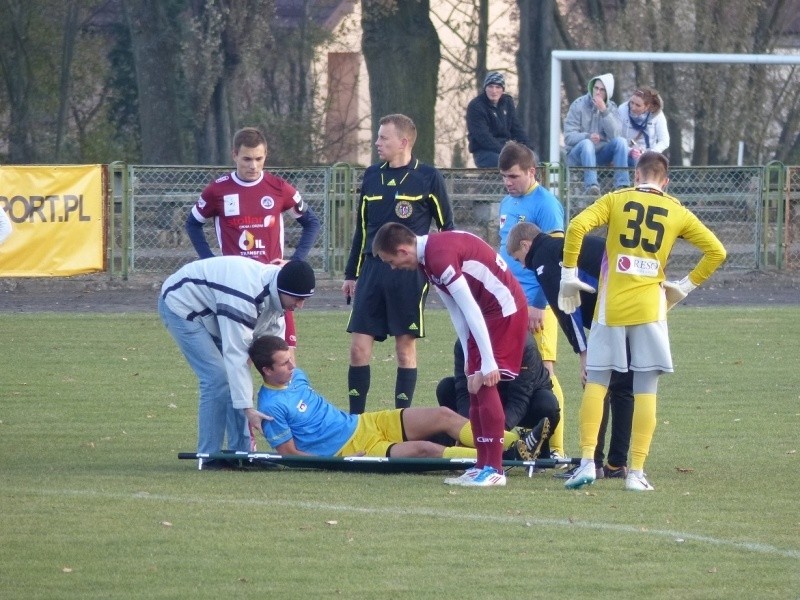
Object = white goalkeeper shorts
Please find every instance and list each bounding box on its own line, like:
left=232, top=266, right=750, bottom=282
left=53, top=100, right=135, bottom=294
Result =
left=585, top=320, right=673, bottom=374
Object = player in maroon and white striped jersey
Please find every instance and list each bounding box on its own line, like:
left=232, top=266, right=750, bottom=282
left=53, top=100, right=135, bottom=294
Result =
left=186, top=127, right=320, bottom=349
left=373, top=223, right=528, bottom=487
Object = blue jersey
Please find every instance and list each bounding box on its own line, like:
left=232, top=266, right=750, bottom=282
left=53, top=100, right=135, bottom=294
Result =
left=257, top=368, right=357, bottom=456
left=498, top=183, right=565, bottom=308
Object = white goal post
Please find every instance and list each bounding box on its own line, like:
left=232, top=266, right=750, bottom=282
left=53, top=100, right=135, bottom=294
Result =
left=549, top=50, right=800, bottom=164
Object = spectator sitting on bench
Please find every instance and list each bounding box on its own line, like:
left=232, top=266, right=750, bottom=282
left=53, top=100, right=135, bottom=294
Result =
left=563, top=73, right=630, bottom=195
left=618, top=86, right=670, bottom=166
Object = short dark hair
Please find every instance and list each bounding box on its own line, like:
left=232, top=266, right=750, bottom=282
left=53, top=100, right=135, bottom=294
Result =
left=233, top=127, right=268, bottom=153
left=506, top=221, right=542, bottom=255
left=372, top=222, right=416, bottom=256
left=636, top=151, right=669, bottom=181
left=499, top=141, right=537, bottom=172
left=249, top=335, right=289, bottom=375
left=379, top=114, right=417, bottom=146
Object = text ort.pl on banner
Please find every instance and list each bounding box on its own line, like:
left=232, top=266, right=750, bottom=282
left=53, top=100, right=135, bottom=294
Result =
left=0, top=165, right=105, bottom=277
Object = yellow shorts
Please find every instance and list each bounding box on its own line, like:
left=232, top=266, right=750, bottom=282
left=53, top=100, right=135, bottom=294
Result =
left=336, top=409, right=405, bottom=457
left=533, top=305, right=559, bottom=362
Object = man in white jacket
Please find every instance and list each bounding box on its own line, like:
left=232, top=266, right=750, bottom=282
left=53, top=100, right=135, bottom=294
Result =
left=563, top=73, right=630, bottom=195
left=159, top=257, right=315, bottom=462
left=0, top=206, right=12, bottom=245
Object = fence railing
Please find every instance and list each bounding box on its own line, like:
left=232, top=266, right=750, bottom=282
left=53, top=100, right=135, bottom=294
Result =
left=106, top=162, right=799, bottom=279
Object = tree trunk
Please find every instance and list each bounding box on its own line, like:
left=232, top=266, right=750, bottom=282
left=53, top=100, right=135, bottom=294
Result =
left=55, top=0, right=80, bottom=161
left=551, top=6, right=584, bottom=101
left=0, top=0, right=36, bottom=162
left=651, top=0, right=683, bottom=166
left=475, top=0, right=488, bottom=90
left=361, top=0, right=440, bottom=164
left=516, top=0, right=553, bottom=159
left=122, top=0, right=185, bottom=164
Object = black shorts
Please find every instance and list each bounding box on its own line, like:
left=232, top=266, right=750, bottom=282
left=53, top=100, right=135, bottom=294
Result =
left=347, top=255, right=428, bottom=341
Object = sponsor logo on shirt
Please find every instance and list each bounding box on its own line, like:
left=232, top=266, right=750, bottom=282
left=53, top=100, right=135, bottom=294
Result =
left=215, top=174, right=230, bottom=183
left=223, top=194, right=240, bottom=216
left=238, top=230, right=255, bottom=251
left=616, top=254, right=659, bottom=277
left=226, top=216, right=262, bottom=227
left=435, top=264, right=457, bottom=286
left=260, top=196, right=275, bottom=209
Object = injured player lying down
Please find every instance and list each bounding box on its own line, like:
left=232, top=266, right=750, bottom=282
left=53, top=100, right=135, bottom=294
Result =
left=249, top=335, right=536, bottom=483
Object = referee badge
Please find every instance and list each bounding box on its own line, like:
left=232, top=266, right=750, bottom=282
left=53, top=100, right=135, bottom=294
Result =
left=395, top=201, right=413, bottom=219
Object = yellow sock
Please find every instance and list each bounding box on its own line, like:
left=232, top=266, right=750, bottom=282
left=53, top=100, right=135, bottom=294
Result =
left=457, top=422, right=518, bottom=449
left=457, top=422, right=474, bottom=447
left=503, top=428, right=519, bottom=449
left=630, top=393, right=657, bottom=471
left=548, top=373, right=565, bottom=454
left=579, top=383, right=607, bottom=459
left=443, top=446, right=477, bottom=459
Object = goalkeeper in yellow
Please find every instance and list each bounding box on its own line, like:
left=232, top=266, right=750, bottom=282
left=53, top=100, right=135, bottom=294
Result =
left=559, top=151, right=726, bottom=491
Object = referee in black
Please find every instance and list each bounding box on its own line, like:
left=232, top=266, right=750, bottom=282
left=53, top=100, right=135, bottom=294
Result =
left=342, top=114, right=454, bottom=414
left=506, top=221, right=634, bottom=480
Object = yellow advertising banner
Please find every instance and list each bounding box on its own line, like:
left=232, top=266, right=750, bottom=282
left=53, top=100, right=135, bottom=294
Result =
left=0, top=165, right=106, bottom=276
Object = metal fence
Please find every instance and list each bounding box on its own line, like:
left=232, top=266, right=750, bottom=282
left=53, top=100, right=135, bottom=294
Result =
left=107, top=162, right=800, bottom=278
left=563, top=164, right=764, bottom=271
left=774, top=164, right=800, bottom=269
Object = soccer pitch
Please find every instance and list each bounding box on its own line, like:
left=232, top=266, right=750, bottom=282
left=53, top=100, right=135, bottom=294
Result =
left=1, top=307, right=798, bottom=599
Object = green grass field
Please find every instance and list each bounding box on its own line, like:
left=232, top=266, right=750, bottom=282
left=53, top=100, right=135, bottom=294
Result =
left=1, top=307, right=799, bottom=599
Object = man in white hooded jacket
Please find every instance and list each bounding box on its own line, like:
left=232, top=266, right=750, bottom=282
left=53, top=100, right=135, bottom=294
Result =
left=563, top=73, right=630, bottom=194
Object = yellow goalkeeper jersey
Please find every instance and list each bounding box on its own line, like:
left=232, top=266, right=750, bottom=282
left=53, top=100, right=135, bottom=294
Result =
left=563, top=185, right=727, bottom=326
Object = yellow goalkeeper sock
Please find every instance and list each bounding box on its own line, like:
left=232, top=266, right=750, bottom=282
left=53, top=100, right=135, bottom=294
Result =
left=456, top=422, right=518, bottom=449
left=443, top=446, right=477, bottom=459
left=579, top=383, right=607, bottom=460
left=457, top=422, right=474, bottom=447
left=630, top=393, right=657, bottom=472
left=548, top=373, right=565, bottom=454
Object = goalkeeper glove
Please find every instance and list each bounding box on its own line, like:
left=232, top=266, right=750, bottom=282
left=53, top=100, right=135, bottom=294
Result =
left=661, top=276, right=697, bottom=310
left=558, top=267, right=596, bottom=314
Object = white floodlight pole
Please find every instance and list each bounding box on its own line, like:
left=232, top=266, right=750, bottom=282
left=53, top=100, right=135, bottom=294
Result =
left=549, top=50, right=800, bottom=165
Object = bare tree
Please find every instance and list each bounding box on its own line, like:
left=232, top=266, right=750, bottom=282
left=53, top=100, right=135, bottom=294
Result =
left=255, top=0, right=329, bottom=165
left=122, top=0, right=186, bottom=164
left=427, top=0, right=517, bottom=166
left=361, top=0, right=440, bottom=163
left=0, top=0, right=38, bottom=162
left=55, top=1, right=81, bottom=160
left=516, top=0, right=554, bottom=158
left=554, top=0, right=800, bottom=165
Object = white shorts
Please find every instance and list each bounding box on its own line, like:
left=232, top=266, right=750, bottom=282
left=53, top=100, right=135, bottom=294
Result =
left=586, top=321, right=673, bottom=373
